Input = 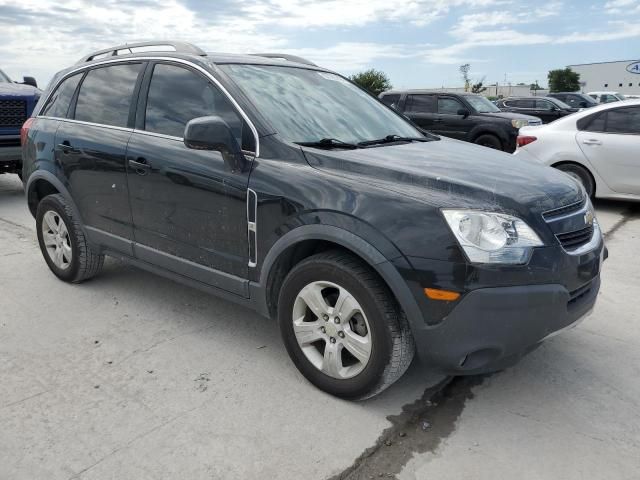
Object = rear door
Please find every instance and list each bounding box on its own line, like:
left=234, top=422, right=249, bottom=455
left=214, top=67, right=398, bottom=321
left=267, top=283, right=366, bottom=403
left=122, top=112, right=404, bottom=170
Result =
left=403, top=94, right=438, bottom=131
left=54, top=62, right=144, bottom=253
left=576, top=106, right=640, bottom=195
left=125, top=61, right=255, bottom=293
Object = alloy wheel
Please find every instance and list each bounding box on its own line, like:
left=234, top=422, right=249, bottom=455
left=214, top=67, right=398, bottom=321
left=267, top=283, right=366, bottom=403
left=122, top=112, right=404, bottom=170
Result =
left=292, top=281, right=372, bottom=379
left=41, top=210, right=73, bottom=270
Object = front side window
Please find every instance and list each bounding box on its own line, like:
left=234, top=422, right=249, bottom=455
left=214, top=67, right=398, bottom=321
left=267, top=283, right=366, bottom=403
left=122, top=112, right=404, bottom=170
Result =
left=535, top=99, right=554, bottom=111
left=406, top=94, right=436, bottom=113
left=41, top=73, right=83, bottom=118
left=219, top=64, right=421, bottom=144
left=74, top=63, right=142, bottom=127
left=464, top=95, right=500, bottom=113
left=144, top=63, right=243, bottom=143
left=438, top=97, right=464, bottom=115
left=380, top=94, right=401, bottom=109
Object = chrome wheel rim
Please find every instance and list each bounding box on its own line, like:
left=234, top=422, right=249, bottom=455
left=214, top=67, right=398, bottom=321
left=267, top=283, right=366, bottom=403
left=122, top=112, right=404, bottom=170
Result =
left=42, top=211, right=72, bottom=270
left=292, top=281, right=372, bottom=379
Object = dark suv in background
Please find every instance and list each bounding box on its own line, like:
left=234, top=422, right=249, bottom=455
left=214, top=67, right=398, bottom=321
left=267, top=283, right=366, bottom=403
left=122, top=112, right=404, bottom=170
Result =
left=547, top=92, right=598, bottom=109
left=1, top=68, right=39, bottom=177
left=380, top=90, right=541, bottom=152
left=22, top=41, right=605, bottom=400
left=496, top=96, right=578, bottom=123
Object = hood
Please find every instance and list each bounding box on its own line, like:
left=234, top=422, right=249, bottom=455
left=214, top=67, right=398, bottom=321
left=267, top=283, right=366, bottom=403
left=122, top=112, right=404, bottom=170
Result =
left=0, top=82, right=40, bottom=97
left=302, top=137, right=582, bottom=218
left=481, top=111, right=541, bottom=122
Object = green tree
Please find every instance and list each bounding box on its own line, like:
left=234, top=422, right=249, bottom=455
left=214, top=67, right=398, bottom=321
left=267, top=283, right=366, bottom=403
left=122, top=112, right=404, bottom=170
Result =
left=547, top=68, right=580, bottom=93
left=349, top=69, right=392, bottom=96
left=471, top=77, right=487, bottom=94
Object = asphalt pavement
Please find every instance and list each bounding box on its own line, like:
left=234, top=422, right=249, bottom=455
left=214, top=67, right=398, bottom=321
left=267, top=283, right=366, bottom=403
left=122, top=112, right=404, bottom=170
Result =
left=1, top=173, right=638, bottom=480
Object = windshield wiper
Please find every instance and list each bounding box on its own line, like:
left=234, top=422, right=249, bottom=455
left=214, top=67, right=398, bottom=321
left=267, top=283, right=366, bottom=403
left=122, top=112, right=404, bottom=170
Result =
left=357, top=134, right=431, bottom=147
left=295, top=138, right=361, bottom=150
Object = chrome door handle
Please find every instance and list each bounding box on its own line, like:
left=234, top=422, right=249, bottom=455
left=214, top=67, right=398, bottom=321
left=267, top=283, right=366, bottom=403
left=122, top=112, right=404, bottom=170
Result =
left=57, top=142, right=80, bottom=154
left=582, top=139, right=602, bottom=145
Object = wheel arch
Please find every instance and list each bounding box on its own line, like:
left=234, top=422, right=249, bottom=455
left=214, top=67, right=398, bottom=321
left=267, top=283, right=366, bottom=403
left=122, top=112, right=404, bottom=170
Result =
left=26, top=171, right=81, bottom=221
left=252, top=224, right=423, bottom=331
left=551, top=160, right=597, bottom=196
left=468, top=125, right=508, bottom=146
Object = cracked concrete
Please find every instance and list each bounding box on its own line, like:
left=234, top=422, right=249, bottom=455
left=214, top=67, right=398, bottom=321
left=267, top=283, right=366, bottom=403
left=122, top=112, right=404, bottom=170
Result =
left=1, top=173, right=639, bottom=479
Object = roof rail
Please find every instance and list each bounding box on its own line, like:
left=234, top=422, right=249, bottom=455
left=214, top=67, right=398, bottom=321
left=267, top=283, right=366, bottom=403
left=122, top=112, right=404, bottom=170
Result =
left=78, top=41, right=207, bottom=63
left=252, top=53, right=317, bottom=67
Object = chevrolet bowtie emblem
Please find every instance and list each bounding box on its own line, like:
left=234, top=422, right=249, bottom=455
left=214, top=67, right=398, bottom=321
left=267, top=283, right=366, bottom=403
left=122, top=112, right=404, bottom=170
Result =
left=584, top=211, right=594, bottom=226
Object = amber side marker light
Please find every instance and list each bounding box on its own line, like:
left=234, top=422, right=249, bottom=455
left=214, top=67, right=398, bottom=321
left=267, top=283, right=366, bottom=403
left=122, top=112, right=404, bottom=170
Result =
left=424, top=288, right=461, bottom=301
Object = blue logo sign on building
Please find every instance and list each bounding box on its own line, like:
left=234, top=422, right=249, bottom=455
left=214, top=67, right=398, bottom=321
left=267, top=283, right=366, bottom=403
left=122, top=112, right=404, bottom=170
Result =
left=627, top=62, right=640, bottom=74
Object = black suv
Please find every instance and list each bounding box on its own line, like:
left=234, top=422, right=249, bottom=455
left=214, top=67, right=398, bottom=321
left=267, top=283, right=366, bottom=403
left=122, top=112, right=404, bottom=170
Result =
left=379, top=90, right=541, bottom=152
left=546, top=92, right=598, bottom=109
left=22, top=42, right=605, bottom=399
left=1, top=68, right=40, bottom=177
left=496, top=96, right=578, bottom=123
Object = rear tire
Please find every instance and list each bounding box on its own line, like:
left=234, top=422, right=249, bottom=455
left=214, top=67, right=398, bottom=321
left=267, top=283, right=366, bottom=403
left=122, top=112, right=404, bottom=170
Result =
left=474, top=134, right=503, bottom=151
left=278, top=250, right=415, bottom=400
left=555, top=163, right=595, bottom=198
left=36, top=194, right=104, bottom=283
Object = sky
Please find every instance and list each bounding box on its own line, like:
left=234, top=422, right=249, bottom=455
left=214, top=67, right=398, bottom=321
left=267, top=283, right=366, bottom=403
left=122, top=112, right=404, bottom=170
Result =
left=1, top=0, right=640, bottom=89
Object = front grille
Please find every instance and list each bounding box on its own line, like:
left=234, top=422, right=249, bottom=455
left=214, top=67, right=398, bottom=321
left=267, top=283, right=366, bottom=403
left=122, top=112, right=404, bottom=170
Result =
left=542, top=197, right=586, bottom=220
left=0, top=99, right=27, bottom=127
left=0, top=137, right=20, bottom=147
left=556, top=225, right=594, bottom=250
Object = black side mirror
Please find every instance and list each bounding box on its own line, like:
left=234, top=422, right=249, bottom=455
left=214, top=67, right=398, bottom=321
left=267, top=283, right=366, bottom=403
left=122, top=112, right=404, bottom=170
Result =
left=457, top=108, right=470, bottom=118
left=22, top=76, right=37, bottom=88
left=184, top=116, right=247, bottom=172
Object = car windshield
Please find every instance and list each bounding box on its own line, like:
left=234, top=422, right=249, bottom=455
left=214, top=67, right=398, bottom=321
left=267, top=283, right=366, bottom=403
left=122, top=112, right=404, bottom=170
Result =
left=547, top=97, right=572, bottom=109
left=464, top=95, right=501, bottom=113
left=617, top=93, right=627, bottom=100
left=0, top=69, right=11, bottom=83
left=220, top=64, right=422, bottom=144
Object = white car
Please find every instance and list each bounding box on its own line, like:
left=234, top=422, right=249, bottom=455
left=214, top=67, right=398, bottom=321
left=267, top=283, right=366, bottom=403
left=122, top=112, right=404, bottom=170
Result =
left=514, top=99, right=640, bottom=200
left=587, top=91, right=626, bottom=104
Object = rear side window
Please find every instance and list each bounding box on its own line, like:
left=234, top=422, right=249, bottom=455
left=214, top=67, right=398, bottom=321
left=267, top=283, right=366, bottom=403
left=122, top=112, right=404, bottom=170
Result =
left=438, top=97, right=464, bottom=115
left=380, top=94, right=400, bottom=109
left=405, top=94, right=436, bottom=113
left=41, top=73, right=83, bottom=118
left=606, top=107, right=640, bottom=134
left=74, top=63, right=143, bottom=127
left=144, top=63, right=243, bottom=143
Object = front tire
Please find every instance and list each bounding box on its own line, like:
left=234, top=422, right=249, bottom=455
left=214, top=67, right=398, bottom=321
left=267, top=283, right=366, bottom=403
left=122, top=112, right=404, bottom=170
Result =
left=36, top=194, right=104, bottom=283
left=555, top=163, right=595, bottom=198
left=474, top=134, right=503, bottom=151
left=278, top=250, right=415, bottom=400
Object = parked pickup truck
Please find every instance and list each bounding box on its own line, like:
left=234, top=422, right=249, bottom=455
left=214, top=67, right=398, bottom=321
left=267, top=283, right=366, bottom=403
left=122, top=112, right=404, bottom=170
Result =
left=379, top=90, right=541, bottom=152
left=1, top=68, right=40, bottom=178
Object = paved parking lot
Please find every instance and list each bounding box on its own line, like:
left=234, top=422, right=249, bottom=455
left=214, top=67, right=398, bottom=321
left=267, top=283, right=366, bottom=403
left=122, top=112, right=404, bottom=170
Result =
left=1, top=173, right=639, bottom=479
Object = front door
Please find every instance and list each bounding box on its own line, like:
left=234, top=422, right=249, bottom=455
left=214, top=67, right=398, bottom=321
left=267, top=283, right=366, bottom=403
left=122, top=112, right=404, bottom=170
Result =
left=436, top=96, right=469, bottom=140
left=125, top=62, right=255, bottom=294
left=576, top=105, right=640, bottom=195
left=54, top=63, right=144, bottom=253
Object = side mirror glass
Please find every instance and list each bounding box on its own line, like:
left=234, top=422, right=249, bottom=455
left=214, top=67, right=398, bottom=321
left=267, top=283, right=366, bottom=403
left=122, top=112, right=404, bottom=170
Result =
left=22, top=76, right=37, bottom=88
left=457, top=108, right=470, bottom=118
left=184, top=116, right=247, bottom=172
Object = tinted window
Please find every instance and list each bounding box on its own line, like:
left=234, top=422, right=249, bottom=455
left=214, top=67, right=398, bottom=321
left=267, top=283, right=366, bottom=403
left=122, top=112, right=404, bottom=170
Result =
left=535, top=99, right=555, bottom=110
left=581, top=112, right=606, bottom=132
left=606, top=107, right=640, bottom=134
left=438, top=97, right=464, bottom=115
left=512, top=99, right=534, bottom=108
left=41, top=73, right=82, bottom=118
left=144, top=64, right=243, bottom=142
left=75, top=64, right=142, bottom=127
left=406, top=94, right=436, bottom=113
left=380, top=94, right=401, bottom=109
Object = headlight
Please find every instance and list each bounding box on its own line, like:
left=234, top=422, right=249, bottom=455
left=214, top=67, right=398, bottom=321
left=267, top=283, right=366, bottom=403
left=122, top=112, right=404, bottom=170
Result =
left=511, top=119, right=529, bottom=129
left=442, top=210, right=544, bottom=264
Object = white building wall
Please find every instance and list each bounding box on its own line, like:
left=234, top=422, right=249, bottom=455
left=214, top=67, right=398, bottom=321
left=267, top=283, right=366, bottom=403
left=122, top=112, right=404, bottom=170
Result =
left=569, top=60, right=640, bottom=95
left=428, top=85, right=549, bottom=98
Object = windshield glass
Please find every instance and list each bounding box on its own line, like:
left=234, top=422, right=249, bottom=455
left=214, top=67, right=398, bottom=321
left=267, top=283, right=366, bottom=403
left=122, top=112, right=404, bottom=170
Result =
left=464, top=95, right=500, bottom=113
left=220, top=64, right=421, bottom=144
left=547, top=97, right=572, bottom=109
left=0, top=69, right=11, bottom=83
left=617, top=93, right=626, bottom=100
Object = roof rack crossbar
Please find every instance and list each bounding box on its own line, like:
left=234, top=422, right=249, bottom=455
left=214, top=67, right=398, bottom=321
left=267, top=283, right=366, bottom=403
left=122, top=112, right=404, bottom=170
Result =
left=78, top=41, right=207, bottom=63
left=251, top=53, right=317, bottom=67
